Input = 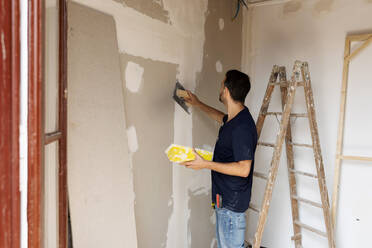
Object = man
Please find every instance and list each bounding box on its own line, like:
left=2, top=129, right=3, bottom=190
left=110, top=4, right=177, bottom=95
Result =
left=182, top=70, right=258, bottom=248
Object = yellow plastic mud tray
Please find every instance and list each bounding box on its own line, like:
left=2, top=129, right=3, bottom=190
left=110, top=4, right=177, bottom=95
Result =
left=165, top=144, right=213, bottom=163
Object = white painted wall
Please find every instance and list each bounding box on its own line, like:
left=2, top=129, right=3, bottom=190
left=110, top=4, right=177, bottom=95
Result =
left=242, top=0, right=372, bottom=247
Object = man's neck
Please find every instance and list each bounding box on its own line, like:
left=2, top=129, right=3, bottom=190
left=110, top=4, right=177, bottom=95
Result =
left=226, top=101, right=245, bottom=122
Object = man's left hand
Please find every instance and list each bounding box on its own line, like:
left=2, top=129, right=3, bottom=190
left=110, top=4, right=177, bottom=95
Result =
left=181, top=149, right=207, bottom=170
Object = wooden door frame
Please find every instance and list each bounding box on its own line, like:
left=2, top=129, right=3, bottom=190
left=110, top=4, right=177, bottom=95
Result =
left=28, top=0, right=68, bottom=247
left=28, top=0, right=43, bottom=246
left=331, top=33, right=372, bottom=226
left=58, top=0, right=69, bottom=247
left=0, top=0, right=21, bottom=247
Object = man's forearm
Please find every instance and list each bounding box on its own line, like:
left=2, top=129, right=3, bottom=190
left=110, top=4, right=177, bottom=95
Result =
left=204, top=160, right=252, bottom=178
left=195, top=101, right=225, bottom=124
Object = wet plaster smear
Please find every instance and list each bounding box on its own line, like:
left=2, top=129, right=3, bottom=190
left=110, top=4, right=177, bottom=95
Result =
left=69, top=0, right=243, bottom=247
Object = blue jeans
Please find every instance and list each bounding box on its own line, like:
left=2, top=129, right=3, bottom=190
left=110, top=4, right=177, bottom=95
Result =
left=215, top=208, right=246, bottom=248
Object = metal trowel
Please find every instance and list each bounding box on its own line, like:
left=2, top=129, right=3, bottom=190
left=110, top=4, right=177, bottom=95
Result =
left=173, top=82, right=191, bottom=114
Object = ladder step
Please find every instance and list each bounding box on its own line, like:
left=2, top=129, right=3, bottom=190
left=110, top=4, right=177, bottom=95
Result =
left=244, top=240, right=253, bottom=247
left=259, top=142, right=313, bottom=149
left=291, top=113, right=308, bottom=117
left=248, top=203, right=260, bottom=213
left=269, top=81, right=305, bottom=87
left=339, top=155, right=372, bottom=162
left=289, top=169, right=318, bottom=178
left=253, top=171, right=268, bottom=180
left=265, top=112, right=308, bottom=118
left=258, top=142, right=275, bottom=148
left=294, top=220, right=327, bottom=237
left=269, top=82, right=289, bottom=86
left=291, top=195, right=322, bottom=208
left=289, top=142, right=313, bottom=148
left=291, top=233, right=302, bottom=241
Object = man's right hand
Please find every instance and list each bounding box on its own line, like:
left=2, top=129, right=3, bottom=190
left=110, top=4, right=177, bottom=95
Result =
left=184, top=90, right=201, bottom=106
left=183, top=90, right=225, bottom=124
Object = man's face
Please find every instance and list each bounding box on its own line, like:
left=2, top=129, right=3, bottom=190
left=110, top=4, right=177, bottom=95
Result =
left=219, top=78, right=226, bottom=104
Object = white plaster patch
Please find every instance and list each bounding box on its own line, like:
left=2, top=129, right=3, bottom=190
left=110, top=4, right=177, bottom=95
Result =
left=126, top=126, right=139, bottom=153
left=216, top=60, right=223, bottom=73
left=218, top=18, right=224, bottom=31
left=73, top=0, right=185, bottom=64
left=125, top=62, right=144, bottom=93
left=202, top=144, right=213, bottom=152
left=191, top=186, right=209, bottom=196
left=210, top=212, right=216, bottom=225
left=210, top=238, right=217, bottom=248
left=153, top=0, right=163, bottom=7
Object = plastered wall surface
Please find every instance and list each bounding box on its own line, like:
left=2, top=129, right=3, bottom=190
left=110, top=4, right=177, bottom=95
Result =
left=68, top=0, right=243, bottom=247
left=67, top=2, right=137, bottom=247
left=190, top=1, right=243, bottom=248
left=242, top=0, right=372, bottom=247
left=113, top=0, right=169, bottom=23
left=119, top=54, right=177, bottom=248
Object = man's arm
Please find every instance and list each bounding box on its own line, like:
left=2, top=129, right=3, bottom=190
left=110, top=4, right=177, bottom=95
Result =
left=206, top=160, right=252, bottom=178
left=184, top=91, right=225, bottom=124
left=181, top=150, right=252, bottom=178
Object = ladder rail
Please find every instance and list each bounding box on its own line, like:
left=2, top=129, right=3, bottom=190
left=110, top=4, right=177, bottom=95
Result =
left=302, top=63, right=335, bottom=248
left=279, top=68, right=302, bottom=248
left=289, top=168, right=318, bottom=179
left=252, top=63, right=300, bottom=248
left=256, top=66, right=280, bottom=138
left=250, top=61, right=335, bottom=248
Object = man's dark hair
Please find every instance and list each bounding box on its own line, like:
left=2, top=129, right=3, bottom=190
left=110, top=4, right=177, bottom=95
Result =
left=224, top=70, right=251, bottom=103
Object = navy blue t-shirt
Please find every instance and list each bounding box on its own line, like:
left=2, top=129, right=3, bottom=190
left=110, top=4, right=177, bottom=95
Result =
left=212, top=107, right=258, bottom=212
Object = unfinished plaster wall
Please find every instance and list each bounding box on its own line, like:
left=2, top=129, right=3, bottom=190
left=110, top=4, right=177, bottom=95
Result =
left=67, top=3, right=137, bottom=247
left=242, top=0, right=372, bottom=247
left=68, top=0, right=243, bottom=247
left=119, top=55, right=177, bottom=248
left=190, top=1, right=243, bottom=248
left=113, top=0, right=170, bottom=23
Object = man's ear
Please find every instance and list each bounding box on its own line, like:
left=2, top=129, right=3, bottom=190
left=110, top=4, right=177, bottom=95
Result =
left=224, top=87, right=230, bottom=98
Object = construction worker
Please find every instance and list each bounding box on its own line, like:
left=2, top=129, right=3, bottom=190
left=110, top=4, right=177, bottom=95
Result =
left=182, top=70, right=257, bottom=248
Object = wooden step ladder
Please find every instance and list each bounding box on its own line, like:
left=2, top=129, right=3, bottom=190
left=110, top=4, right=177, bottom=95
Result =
left=247, top=61, right=335, bottom=248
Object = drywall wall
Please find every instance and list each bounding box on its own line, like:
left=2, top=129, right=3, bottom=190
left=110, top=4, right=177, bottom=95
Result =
left=193, top=1, right=243, bottom=149
left=67, top=2, right=137, bottom=247
left=242, top=0, right=372, bottom=247
left=113, top=0, right=169, bottom=23
left=68, top=0, right=243, bottom=247
left=190, top=1, right=243, bottom=247
left=119, top=54, right=177, bottom=248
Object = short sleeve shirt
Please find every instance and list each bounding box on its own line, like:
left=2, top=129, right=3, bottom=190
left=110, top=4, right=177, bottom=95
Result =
left=212, top=107, right=258, bottom=212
